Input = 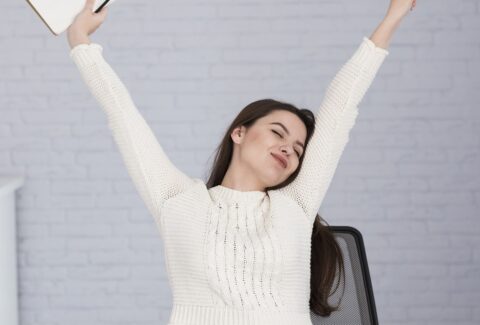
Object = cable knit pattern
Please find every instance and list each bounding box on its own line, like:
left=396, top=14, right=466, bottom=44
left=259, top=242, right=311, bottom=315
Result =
left=205, top=193, right=282, bottom=310
left=69, top=36, right=388, bottom=325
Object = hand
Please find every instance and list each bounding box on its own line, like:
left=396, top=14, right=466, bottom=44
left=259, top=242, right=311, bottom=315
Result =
left=67, top=0, right=108, bottom=39
left=384, top=0, right=417, bottom=23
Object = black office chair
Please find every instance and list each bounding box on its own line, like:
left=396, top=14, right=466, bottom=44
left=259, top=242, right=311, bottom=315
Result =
left=310, top=226, right=379, bottom=325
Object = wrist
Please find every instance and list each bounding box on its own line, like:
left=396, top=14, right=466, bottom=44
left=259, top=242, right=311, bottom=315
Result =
left=382, top=14, right=402, bottom=28
left=68, top=30, right=90, bottom=49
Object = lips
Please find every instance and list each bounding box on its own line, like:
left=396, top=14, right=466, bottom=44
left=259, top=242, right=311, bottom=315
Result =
left=271, top=153, right=287, bottom=168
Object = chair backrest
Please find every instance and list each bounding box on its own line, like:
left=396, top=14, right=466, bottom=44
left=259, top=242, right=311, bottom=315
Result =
left=310, top=226, right=378, bottom=325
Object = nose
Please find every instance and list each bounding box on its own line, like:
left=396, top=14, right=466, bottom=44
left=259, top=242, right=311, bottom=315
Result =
left=280, top=146, right=293, bottom=155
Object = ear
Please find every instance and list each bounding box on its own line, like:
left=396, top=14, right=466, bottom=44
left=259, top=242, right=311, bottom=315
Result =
left=230, top=125, right=246, bottom=144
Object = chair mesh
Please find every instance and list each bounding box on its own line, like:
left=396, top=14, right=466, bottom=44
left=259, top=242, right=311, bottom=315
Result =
left=310, top=228, right=377, bottom=325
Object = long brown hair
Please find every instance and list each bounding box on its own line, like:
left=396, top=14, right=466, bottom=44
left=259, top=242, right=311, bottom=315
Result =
left=205, top=98, right=345, bottom=316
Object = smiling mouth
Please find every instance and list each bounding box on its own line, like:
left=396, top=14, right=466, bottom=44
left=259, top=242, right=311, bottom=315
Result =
left=271, top=154, right=286, bottom=168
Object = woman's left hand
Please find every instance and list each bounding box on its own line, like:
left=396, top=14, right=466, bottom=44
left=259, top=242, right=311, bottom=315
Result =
left=385, top=0, right=417, bottom=22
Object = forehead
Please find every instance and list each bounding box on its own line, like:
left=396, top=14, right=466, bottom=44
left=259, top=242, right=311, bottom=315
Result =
left=261, top=111, right=306, bottom=133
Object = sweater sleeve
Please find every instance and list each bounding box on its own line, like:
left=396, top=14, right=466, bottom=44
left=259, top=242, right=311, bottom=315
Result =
left=276, top=36, right=389, bottom=220
left=69, top=43, right=197, bottom=222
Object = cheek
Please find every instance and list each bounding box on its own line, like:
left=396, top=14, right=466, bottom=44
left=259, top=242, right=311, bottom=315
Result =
left=240, top=131, right=282, bottom=172
left=247, top=131, right=272, bottom=152
left=293, top=161, right=300, bottom=172
left=239, top=132, right=267, bottom=162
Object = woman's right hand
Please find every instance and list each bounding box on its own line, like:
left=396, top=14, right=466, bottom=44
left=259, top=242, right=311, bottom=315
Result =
left=384, top=0, right=417, bottom=23
left=67, top=0, right=108, bottom=48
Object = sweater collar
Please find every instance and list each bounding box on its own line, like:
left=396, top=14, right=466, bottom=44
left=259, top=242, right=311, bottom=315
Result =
left=209, top=185, right=268, bottom=205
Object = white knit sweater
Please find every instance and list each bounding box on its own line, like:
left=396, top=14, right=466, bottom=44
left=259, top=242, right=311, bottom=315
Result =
left=70, top=36, right=388, bottom=325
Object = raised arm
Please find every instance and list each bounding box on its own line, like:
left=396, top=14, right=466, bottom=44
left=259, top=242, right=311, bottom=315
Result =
left=276, top=0, right=416, bottom=219
left=68, top=0, right=196, bottom=223
left=70, top=43, right=196, bottom=222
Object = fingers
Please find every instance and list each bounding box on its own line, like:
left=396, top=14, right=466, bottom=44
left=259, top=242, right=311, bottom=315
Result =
left=85, top=0, right=107, bottom=16
left=97, top=6, right=108, bottom=18
left=85, top=0, right=95, bottom=11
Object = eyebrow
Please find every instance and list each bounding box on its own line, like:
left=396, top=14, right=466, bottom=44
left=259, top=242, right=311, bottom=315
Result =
left=269, top=122, right=305, bottom=150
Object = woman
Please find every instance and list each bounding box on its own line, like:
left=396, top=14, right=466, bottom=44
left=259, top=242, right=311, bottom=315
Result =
left=67, top=1, right=416, bottom=324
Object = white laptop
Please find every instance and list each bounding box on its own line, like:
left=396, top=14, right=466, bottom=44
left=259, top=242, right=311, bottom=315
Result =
left=26, top=0, right=117, bottom=36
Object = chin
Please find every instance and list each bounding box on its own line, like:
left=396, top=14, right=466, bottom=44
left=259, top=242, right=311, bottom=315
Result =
left=266, top=173, right=287, bottom=187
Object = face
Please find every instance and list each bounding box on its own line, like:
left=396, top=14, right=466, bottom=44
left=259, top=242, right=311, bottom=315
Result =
left=230, top=110, right=307, bottom=188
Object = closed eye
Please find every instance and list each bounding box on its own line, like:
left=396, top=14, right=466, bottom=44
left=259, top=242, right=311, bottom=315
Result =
left=272, top=130, right=301, bottom=157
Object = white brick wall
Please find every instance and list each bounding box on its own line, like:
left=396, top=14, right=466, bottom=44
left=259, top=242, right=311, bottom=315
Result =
left=1, top=0, right=479, bottom=324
